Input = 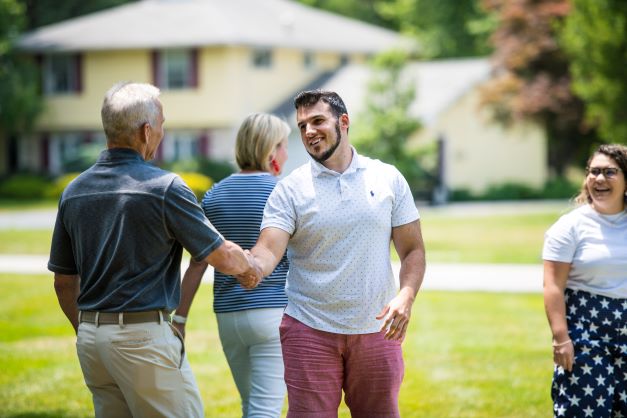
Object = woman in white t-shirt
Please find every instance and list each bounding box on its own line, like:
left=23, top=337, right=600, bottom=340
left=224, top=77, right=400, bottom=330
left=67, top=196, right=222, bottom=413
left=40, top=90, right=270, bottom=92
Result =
left=543, top=144, right=627, bottom=417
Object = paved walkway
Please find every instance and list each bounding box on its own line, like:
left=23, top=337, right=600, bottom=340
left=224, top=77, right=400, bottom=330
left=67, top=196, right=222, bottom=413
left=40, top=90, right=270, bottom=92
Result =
left=0, top=254, right=543, bottom=293
left=0, top=201, right=556, bottom=293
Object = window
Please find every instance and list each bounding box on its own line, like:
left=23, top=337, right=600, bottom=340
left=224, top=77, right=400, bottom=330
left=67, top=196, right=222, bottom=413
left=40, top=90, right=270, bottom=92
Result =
left=43, top=54, right=81, bottom=95
left=252, top=48, right=272, bottom=68
left=153, top=49, right=197, bottom=90
left=162, top=131, right=200, bottom=162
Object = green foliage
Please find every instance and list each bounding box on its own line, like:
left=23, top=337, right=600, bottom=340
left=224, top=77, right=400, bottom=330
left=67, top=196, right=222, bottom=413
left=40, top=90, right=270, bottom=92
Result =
left=295, top=0, right=494, bottom=59
left=296, top=0, right=398, bottom=31
left=162, top=158, right=235, bottom=184
left=450, top=177, right=579, bottom=201
left=561, top=0, right=627, bottom=145
left=176, top=172, right=213, bottom=201
left=22, top=0, right=137, bottom=30
left=480, top=0, right=593, bottom=176
left=0, top=174, right=49, bottom=199
left=378, top=0, right=496, bottom=58
left=46, top=172, right=80, bottom=200
left=352, top=50, right=435, bottom=196
left=0, top=0, right=42, bottom=139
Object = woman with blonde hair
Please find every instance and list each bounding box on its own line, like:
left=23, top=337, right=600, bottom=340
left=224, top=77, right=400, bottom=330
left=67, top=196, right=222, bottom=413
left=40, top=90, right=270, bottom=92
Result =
left=543, top=143, right=627, bottom=417
left=174, top=113, right=290, bottom=417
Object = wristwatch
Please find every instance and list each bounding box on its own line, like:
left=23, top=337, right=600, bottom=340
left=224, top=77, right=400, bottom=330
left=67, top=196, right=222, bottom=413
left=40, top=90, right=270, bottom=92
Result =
left=171, top=314, right=187, bottom=324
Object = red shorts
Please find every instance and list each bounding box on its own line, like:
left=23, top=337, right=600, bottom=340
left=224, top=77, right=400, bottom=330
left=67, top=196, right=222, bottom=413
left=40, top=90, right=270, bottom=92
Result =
left=280, top=314, right=404, bottom=418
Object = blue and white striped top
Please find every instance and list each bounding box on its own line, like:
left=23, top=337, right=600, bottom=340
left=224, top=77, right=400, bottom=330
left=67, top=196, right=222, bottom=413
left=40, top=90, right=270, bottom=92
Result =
left=202, top=172, right=288, bottom=313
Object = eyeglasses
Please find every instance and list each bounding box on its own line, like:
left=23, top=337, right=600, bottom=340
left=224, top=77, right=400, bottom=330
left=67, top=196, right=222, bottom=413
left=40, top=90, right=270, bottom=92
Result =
left=586, top=167, right=623, bottom=178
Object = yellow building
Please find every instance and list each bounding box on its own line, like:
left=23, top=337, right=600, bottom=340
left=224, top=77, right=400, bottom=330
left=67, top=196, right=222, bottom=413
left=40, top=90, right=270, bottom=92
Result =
left=13, top=0, right=406, bottom=175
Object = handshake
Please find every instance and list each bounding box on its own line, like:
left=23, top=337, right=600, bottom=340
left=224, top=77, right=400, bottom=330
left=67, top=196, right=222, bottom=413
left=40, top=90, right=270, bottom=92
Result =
left=235, top=250, right=264, bottom=289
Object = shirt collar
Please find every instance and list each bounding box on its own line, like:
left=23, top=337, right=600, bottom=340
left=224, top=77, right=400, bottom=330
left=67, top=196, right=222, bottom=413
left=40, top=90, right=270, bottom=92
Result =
left=310, top=147, right=367, bottom=177
left=97, top=148, right=144, bottom=163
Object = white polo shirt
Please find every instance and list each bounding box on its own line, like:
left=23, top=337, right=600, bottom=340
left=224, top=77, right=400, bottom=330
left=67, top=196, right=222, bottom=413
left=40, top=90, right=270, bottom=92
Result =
left=543, top=204, right=627, bottom=299
left=261, top=149, right=420, bottom=334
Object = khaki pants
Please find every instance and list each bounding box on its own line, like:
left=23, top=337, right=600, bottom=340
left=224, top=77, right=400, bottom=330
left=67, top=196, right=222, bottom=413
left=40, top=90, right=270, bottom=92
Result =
left=76, top=319, right=204, bottom=418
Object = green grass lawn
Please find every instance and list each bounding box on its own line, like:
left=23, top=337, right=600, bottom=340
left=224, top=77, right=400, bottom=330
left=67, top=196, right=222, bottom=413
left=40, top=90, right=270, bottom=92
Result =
left=0, top=210, right=565, bottom=263
left=419, top=212, right=561, bottom=264
left=0, top=274, right=553, bottom=418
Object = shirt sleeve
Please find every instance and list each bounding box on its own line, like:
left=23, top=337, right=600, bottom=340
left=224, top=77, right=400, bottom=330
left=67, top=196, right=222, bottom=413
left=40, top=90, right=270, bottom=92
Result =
left=391, top=167, right=420, bottom=227
left=164, top=176, right=224, bottom=262
left=542, top=215, right=577, bottom=263
left=261, top=180, right=296, bottom=235
left=48, top=203, right=79, bottom=274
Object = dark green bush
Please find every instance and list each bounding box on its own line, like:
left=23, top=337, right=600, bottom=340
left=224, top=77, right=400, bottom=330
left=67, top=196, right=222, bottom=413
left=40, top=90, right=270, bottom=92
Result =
left=449, top=177, right=579, bottom=202
left=0, top=174, right=50, bottom=199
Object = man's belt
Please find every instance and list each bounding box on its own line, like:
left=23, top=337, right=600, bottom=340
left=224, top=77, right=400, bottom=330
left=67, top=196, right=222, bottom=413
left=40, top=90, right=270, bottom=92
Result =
left=79, top=310, right=169, bottom=325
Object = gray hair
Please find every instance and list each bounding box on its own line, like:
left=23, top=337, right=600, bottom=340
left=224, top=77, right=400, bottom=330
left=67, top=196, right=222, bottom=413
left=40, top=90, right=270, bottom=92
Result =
left=101, top=82, right=161, bottom=145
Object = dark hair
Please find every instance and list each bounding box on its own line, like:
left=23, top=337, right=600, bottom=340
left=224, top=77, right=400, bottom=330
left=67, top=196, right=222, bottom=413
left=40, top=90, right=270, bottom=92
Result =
left=293, top=90, right=348, bottom=118
left=575, top=143, right=627, bottom=205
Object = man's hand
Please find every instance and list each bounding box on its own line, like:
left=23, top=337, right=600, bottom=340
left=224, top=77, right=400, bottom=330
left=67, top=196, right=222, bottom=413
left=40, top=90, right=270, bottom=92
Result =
left=172, top=321, right=186, bottom=340
left=234, top=250, right=263, bottom=289
left=376, top=289, right=415, bottom=341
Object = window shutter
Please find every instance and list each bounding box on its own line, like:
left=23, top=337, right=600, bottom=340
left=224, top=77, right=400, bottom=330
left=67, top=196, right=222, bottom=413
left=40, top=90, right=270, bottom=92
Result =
left=151, top=50, right=162, bottom=87
left=74, top=53, right=83, bottom=93
left=189, top=48, right=199, bottom=88
left=198, top=131, right=210, bottom=157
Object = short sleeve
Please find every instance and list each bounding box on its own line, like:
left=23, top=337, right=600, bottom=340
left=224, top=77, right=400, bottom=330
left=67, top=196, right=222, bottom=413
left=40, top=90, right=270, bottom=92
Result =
left=48, top=203, right=79, bottom=274
left=164, top=176, right=224, bottom=261
left=542, top=215, right=577, bottom=263
left=261, top=180, right=296, bottom=235
left=391, top=168, right=420, bottom=227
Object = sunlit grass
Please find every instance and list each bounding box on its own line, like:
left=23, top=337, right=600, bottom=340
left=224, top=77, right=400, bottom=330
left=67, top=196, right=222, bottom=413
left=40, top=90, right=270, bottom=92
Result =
left=1, top=211, right=565, bottom=265
left=0, top=274, right=553, bottom=418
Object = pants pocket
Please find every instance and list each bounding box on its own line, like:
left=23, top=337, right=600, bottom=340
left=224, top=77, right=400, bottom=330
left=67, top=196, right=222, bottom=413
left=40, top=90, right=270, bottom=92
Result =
left=168, top=322, right=185, bottom=369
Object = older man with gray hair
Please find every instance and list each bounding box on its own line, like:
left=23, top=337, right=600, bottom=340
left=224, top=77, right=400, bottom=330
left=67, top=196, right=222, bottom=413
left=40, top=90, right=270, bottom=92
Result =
left=49, top=82, right=261, bottom=418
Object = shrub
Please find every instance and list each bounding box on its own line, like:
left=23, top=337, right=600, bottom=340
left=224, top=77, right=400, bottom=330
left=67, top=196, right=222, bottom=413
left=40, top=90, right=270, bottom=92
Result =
left=0, top=174, right=50, bottom=199
left=46, top=173, right=81, bottom=200
left=541, top=177, right=579, bottom=199
left=448, top=177, right=580, bottom=202
left=162, top=158, right=235, bottom=183
left=176, top=172, right=213, bottom=201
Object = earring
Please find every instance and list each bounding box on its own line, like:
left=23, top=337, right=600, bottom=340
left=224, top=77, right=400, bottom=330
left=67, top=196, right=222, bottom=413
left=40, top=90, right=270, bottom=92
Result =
left=271, top=159, right=280, bottom=174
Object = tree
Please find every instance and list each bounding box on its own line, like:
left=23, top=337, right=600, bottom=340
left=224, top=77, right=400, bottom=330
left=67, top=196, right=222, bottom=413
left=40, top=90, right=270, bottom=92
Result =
left=296, top=0, right=398, bottom=31
left=351, top=50, right=434, bottom=197
left=378, top=0, right=496, bottom=58
left=296, top=0, right=495, bottom=59
left=561, top=0, right=627, bottom=145
left=22, top=0, right=136, bottom=30
left=0, top=0, right=41, bottom=148
left=480, top=0, right=594, bottom=176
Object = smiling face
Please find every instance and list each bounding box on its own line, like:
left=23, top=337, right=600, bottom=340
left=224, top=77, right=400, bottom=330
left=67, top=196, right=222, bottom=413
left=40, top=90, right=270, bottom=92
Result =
left=586, top=153, right=626, bottom=214
left=296, top=100, right=347, bottom=164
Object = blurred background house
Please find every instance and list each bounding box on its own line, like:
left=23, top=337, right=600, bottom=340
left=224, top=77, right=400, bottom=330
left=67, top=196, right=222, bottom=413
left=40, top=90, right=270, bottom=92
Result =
left=5, top=0, right=613, bottom=203
left=10, top=0, right=405, bottom=176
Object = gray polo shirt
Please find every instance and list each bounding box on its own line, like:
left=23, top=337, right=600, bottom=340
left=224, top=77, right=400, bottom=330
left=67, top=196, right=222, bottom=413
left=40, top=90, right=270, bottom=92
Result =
left=48, top=148, right=224, bottom=312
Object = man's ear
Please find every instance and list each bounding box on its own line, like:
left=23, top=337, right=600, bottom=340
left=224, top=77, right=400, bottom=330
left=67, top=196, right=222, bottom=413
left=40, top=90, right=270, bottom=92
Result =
left=340, top=113, right=350, bottom=130
left=141, top=122, right=151, bottom=144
